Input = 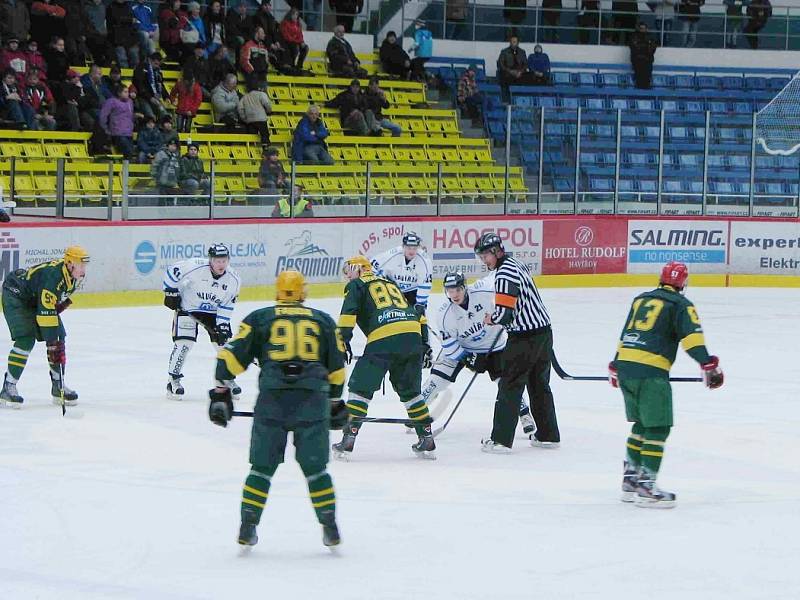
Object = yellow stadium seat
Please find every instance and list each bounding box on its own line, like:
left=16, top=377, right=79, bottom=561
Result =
left=442, top=177, right=462, bottom=192
left=425, top=120, right=444, bottom=133
left=308, top=88, right=327, bottom=103
left=231, top=146, right=250, bottom=160
left=212, top=146, right=232, bottom=160
left=442, top=149, right=460, bottom=163
left=23, top=143, right=43, bottom=158
left=509, top=177, right=526, bottom=191
left=267, top=87, right=291, bottom=102
left=372, top=176, right=392, bottom=191
left=407, top=119, right=425, bottom=133
left=67, top=144, right=89, bottom=159
left=441, top=120, right=458, bottom=133
left=328, top=148, right=344, bottom=161
left=269, top=115, right=289, bottom=131
left=358, top=147, right=379, bottom=162
left=14, top=175, right=35, bottom=193
left=341, top=148, right=359, bottom=162
left=320, top=177, right=341, bottom=192
left=376, top=148, right=394, bottom=162
left=475, top=149, right=493, bottom=162
left=299, top=178, right=322, bottom=195
left=324, top=87, right=339, bottom=100
left=460, top=149, right=478, bottom=162
left=194, top=113, right=213, bottom=126
left=406, top=90, right=426, bottom=104
left=35, top=176, right=57, bottom=195
left=409, top=148, right=427, bottom=162
left=0, top=142, right=24, bottom=158
left=45, top=145, right=70, bottom=159
left=393, top=148, right=412, bottom=162
left=248, top=146, right=262, bottom=160
left=339, top=176, right=361, bottom=192
left=427, top=149, right=446, bottom=162
left=198, top=145, right=211, bottom=160
left=309, top=62, right=327, bottom=75
left=64, top=175, right=80, bottom=193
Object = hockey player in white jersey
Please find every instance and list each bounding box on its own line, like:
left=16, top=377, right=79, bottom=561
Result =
left=370, top=232, right=433, bottom=313
left=163, top=243, right=242, bottom=400
left=423, top=272, right=535, bottom=434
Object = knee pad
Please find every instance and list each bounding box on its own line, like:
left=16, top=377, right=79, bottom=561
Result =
left=173, top=313, right=199, bottom=342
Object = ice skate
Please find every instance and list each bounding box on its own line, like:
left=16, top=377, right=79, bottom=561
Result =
left=411, top=426, right=437, bottom=460
left=0, top=374, right=23, bottom=408
left=620, top=461, right=640, bottom=503
left=519, top=406, right=535, bottom=435
left=529, top=435, right=560, bottom=449
left=238, top=521, right=258, bottom=547
left=332, top=426, right=358, bottom=460
left=634, top=478, right=676, bottom=509
left=481, top=438, right=512, bottom=454
left=320, top=511, right=341, bottom=548
left=166, top=374, right=184, bottom=400
left=50, top=374, right=78, bottom=406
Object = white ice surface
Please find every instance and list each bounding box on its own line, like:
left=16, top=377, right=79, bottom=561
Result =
left=1, top=288, right=798, bottom=600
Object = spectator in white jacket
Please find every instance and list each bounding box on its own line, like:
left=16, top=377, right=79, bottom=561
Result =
left=237, top=79, right=272, bottom=144
left=211, top=73, right=240, bottom=129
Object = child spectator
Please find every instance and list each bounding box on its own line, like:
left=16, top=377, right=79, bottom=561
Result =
left=0, top=68, right=30, bottom=127
left=0, top=38, right=28, bottom=83
left=24, top=40, right=47, bottom=79
left=159, top=114, right=178, bottom=147
left=203, top=0, right=226, bottom=56
left=457, top=65, right=483, bottom=126
left=137, top=115, right=163, bottom=163
left=23, top=68, right=56, bottom=130
left=170, top=70, right=202, bottom=132
left=99, top=84, right=135, bottom=157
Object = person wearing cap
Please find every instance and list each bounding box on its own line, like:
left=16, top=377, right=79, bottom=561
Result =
left=178, top=141, right=210, bottom=202
left=0, top=246, right=90, bottom=408
left=379, top=31, right=410, bottom=80
left=84, top=0, right=111, bottom=66
left=325, top=78, right=369, bottom=136
left=256, top=145, right=290, bottom=200
left=326, top=24, right=367, bottom=78
left=108, top=0, right=141, bottom=68
left=330, top=0, right=363, bottom=33
left=0, top=38, right=29, bottom=83
left=292, top=104, right=334, bottom=165
left=151, top=137, right=181, bottom=203
left=409, top=19, right=433, bottom=82
left=133, top=50, right=169, bottom=120
left=457, top=64, right=483, bottom=126
left=364, top=76, right=401, bottom=136
left=211, top=73, right=241, bottom=129
left=524, top=44, right=551, bottom=85
left=237, top=78, right=272, bottom=143
left=0, top=0, right=31, bottom=46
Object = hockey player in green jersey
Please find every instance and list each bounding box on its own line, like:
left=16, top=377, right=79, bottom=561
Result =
left=1, top=246, right=90, bottom=408
left=332, top=255, right=436, bottom=459
left=208, top=270, right=348, bottom=549
left=609, top=261, right=724, bottom=508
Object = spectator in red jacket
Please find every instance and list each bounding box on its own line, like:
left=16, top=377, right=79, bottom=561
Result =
left=23, top=68, right=56, bottom=130
left=0, top=38, right=28, bottom=83
left=25, top=40, right=47, bottom=79
left=169, top=70, right=202, bottom=132
left=239, top=26, right=269, bottom=88
left=159, top=0, right=188, bottom=62
left=280, top=8, right=308, bottom=71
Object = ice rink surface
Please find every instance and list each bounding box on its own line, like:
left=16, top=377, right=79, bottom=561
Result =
left=1, top=287, right=798, bottom=600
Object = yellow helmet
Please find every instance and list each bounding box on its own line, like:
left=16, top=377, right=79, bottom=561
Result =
left=64, top=246, right=90, bottom=265
left=276, top=269, right=306, bottom=302
left=343, top=255, right=372, bottom=276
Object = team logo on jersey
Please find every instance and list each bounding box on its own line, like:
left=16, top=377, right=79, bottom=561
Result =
left=275, top=230, right=343, bottom=278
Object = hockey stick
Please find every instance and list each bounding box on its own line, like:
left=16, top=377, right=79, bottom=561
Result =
left=58, top=363, right=66, bottom=417
left=550, top=350, right=702, bottom=383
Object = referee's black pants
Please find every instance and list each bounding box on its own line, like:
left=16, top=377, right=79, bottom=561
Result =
left=491, top=327, right=560, bottom=448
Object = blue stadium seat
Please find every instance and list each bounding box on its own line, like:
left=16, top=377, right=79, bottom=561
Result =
left=596, top=125, right=614, bottom=137
left=697, top=76, right=719, bottom=90
left=611, top=98, right=631, bottom=110
left=729, top=155, right=749, bottom=169
left=601, top=73, right=624, bottom=88
left=521, top=150, right=539, bottom=165
left=618, top=179, right=635, bottom=192
left=732, top=101, right=752, bottom=113
left=767, top=77, right=790, bottom=91
left=552, top=72, right=572, bottom=86
left=621, top=126, right=638, bottom=139
left=668, top=127, right=690, bottom=140
left=664, top=180, right=683, bottom=193
left=589, top=178, right=613, bottom=192
left=692, top=127, right=706, bottom=139
left=722, top=76, right=744, bottom=90
left=554, top=179, right=574, bottom=192
left=661, top=100, right=681, bottom=112
left=708, top=101, right=728, bottom=113
left=545, top=123, right=566, bottom=136
left=745, top=77, right=767, bottom=91
left=581, top=152, right=600, bottom=164
left=662, top=154, right=676, bottom=168
left=644, top=126, right=660, bottom=138
left=640, top=180, right=658, bottom=193
left=689, top=181, right=703, bottom=194
left=651, top=74, right=672, bottom=89
left=576, top=72, right=598, bottom=86
left=635, top=99, right=658, bottom=111
left=559, top=97, right=580, bottom=109
left=707, top=155, right=726, bottom=168
left=674, top=75, right=695, bottom=89
left=684, top=101, right=704, bottom=113
left=537, top=96, right=558, bottom=108
left=513, top=96, right=532, bottom=107
left=679, top=154, right=702, bottom=168
left=586, top=97, right=606, bottom=110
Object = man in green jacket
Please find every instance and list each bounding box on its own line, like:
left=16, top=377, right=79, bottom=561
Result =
left=178, top=142, right=210, bottom=202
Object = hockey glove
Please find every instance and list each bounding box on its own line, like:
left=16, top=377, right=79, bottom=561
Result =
left=208, top=387, right=233, bottom=427
left=330, top=399, right=349, bottom=429
left=463, top=353, right=488, bottom=374
left=46, top=340, right=66, bottom=366
left=414, top=303, right=426, bottom=317
left=608, top=362, right=619, bottom=388
left=56, top=298, right=72, bottom=314
left=164, top=290, right=181, bottom=310
left=422, top=344, right=433, bottom=369
left=344, top=341, right=354, bottom=364
left=701, top=355, right=724, bottom=389
left=214, top=322, right=232, bottom=346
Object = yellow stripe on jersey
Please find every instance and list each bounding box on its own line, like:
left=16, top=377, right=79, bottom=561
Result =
left=681, top=332, right=707, bottom=352
left=312, top=498, right=336, bottom=509
left=640, top=450, right=664, bottom=457
left=616, top=348, right=672, bottom=372
left=309, top=487, right=335, bottom=498
left=243, top=485, right=268, bottom=498
left=35, top=315, right=59, bottom=327
left=366, top=320, right=421, bottom=344
left=217, top=348, right=246, bottom=376
left=241, top=497, right=265, bottom=509
left=328, top=368, right=346, bottom=386
left=338, top=314, right=357, bottom=328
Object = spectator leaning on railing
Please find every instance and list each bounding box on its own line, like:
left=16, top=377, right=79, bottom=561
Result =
left=650, top=0, right=676, bottom=46
left=379, top=31, right=411, bottom=80
left=612, top=0, right=639, bottom=43
left=326, top=25, right=367, bottom=78
left=578, top=0, right=600, bottom=44
left=292, top=104, right=333, bottom=166
left=457, top=64, right=483, bottom=126
left=723, top=0, right=747, bottom=48
left=541, top=0, right=562, bottom=43
left=497, top=35, right=527, bottom=103
left=178, top=141, right=210, bottom=199
left=330, top=0, right=363, bottom=34
left=677, top=0, right=704, bottom=48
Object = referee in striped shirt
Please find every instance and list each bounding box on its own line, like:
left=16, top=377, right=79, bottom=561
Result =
left=475, top=233, right=560, bottom=452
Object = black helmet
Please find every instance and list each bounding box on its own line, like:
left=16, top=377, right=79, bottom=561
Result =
left=208, top=243, right=230, bottom=258
left=402, top=231, right=422, bottom=247
left=443, top=271, right=466, bottom=289
left=474, top=232, right=503, bottom=254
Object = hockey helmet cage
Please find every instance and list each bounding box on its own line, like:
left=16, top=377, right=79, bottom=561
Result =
left=402, top=232, right=422, bottom=247
left=276, top=270, right=307, bottom=302
left=659, top=261, right=689, bottom=290
left=443, top=271, right=466, bottom=289
left=63, top=246, right=90, bottom=264
left=343, top=255, right=372, bottom=276
left=208, top=243, right=230, bottom=259
left=474, top=232, right=504, bottom=254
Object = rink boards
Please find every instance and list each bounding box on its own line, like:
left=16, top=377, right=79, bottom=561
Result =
left=1, top=215, right=799, bottom=306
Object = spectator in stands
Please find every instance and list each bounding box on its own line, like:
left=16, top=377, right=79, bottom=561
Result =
left=211, top=72, right=240, bottom=129
left=158, top=0, right=187, bottom=62
left=292, top=104, right=333, bottom=165
left=1, top=38, right=28, bottom=83
left=677, top=0, right=704, bottom=48
left=257, top=145, right=290, bottom=197
left=184, top=2, right=207, bottom=56
left=326, top=78, right=369, bottom=136
left=184, top=42, right=211, bottom=97
left=409, top=19, right=432, bottom=83
left=84, top=0, right=111, bottom=66
left=151, top=137, right=180, bottom=204
left=281, top=8, right=308, bottom=72
left=503, top=0, right=525, bottom=27
left=61, top=0, right=88, bottom=65
left=524, top=44, right=551, bottom=85
left=80, top=64, right=104, bottom=127
left=744, top=0, right=771, bottom=49
left=272, top=185, right=313, bottom=217
left=170, top=70, right=202, bottom=133
left=612, top=0, right=639, bottom=43
left=159, top=113, right=178, bottom=146
left=179, top=141, right=210, bottom=199
left=253, top=0, right=280, bottom=47
left=541, top=0, right=562, bottom=43
left=203, top=1, right=226, bottom=56
left=330, top=0, right=362, bottom=33
left=137, top=115, right=163, bottom=163
left=578, top=0, right=600, bottom=44
left=303, top=0, right=322, bottom=31
left=446, top=0, right=468, bottom=40
left=30, top=0, right=66, bottom=48
left=23, top=68, right=56, bottom=130
left=101, top=64, right=123, bottom=99
left=225, top=1, right=252, bottom=59
left=43, top=36, right=69, bottom=87
left=497, top=35, right=527, bottom=103
left=630, top=22, right=657, bottom=89
left=724, top=0, right=746, bottom=48
left=25, top=40, right=47, bottom=78
left=133, top=0, right=159, bottom=57
left=57, top=68, right=94, bottom=131
left=133, top=51, right=168, bottom=120
left=108, top=0, right=140, bottom=69
left=237, top=79, right=271, bottom=144
left=379, top=31, right=411, bottom=80
left=651, top=0, right=676, bottom=46
left=208, top=45, right=236, bottom=90
left=240, top=26, right=269, bottom=88
left=326, top=25, right=367, bottom=78
left=0, top=0, right=31, bottom=45
left=364, top=76, right=401, bottom=136
left=99, top=84, right=134, bottom=156
left=0, top=68, right=31, bottom=128
left=457, top=64, right=483, bottom=126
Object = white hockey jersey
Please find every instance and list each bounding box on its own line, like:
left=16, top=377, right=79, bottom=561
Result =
left=438, top=274, right=508, bottom=363
left=370, top=245, right=433, bottom=307
left=163, top=258, right=241, bottom=325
